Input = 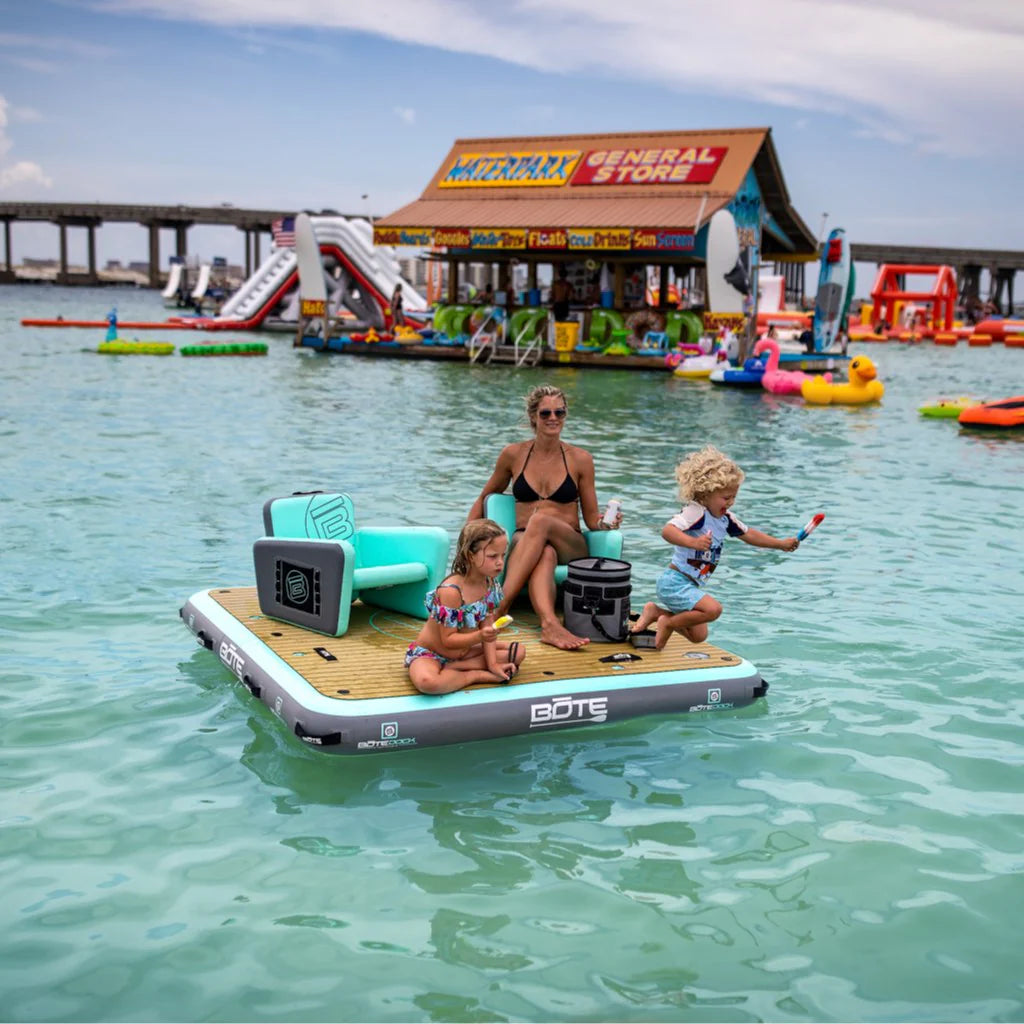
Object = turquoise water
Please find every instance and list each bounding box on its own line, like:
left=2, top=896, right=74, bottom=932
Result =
left=2, top=284, right=1022, bottom=1023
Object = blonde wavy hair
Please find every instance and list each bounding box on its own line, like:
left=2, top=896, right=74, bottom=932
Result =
left=675, top=445, right=744, bottom=504
left=451, top=518, right=507, bottom=576
left=524, top=384, right=568, bottom=429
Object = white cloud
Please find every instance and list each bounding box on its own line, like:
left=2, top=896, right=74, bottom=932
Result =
left=393, top=106, right=416, bottom=125
left=0, top=95, right=52, bottom=191
left=0, top=31, right=114, bottom=58
left=0, top=160, right=53, bottom=190
left=91, top=0, right=1024, bottom=155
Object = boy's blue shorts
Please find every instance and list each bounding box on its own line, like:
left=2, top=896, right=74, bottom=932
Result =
left=655, top=567, right=705, bottom=613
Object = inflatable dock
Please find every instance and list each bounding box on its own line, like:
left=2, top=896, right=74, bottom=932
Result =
left=180, top=586, right=768, bottom=755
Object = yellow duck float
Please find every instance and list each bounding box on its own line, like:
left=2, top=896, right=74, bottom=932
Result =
left=801, top=354, right=884, bottom=405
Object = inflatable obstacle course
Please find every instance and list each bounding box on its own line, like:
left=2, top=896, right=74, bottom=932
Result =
left=180, top=342, right=268, bottom=357
left=98, top=340, right=175, bottom=355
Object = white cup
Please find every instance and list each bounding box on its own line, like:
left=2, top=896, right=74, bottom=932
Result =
left=602, top=498, right=622, bottom=527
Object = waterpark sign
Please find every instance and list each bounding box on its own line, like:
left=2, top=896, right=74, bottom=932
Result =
left=439, top=150, right=582, bottom=188
left=571, top=147, right=727, bottom=186
left=375, top=226, right=697, bottom=252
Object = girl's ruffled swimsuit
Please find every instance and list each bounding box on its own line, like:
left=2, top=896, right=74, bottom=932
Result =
left=404, top=579, right=504, bottom=667
left=425, top=580, right=503, bottom=627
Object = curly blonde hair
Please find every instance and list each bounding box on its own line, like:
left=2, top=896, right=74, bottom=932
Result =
left=451, top=518, right=507, bottom=576
left=675, top=445, right=744, bottom=504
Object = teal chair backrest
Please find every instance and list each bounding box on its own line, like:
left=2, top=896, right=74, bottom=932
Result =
left=259, top=491, right=450, bottom=631
left=263, top=492, right=356, bottom=541
left=483, top=492, right=623, bottom=589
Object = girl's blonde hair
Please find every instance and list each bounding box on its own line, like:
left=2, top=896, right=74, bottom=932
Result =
left=675, top=445, right=744, bottom=503
left=451, top=518, right=506, bottom=576
left=524, top=384, right=567, bottom=428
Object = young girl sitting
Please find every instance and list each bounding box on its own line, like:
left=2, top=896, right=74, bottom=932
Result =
left=631, top=445, right=799, bottom=650
left=406, top=519, right=526, bottom=694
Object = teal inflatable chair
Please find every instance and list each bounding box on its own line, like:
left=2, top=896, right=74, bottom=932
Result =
left=254, top=491, right=450, bottom=637
left=483, top=493, right=623, bottom=590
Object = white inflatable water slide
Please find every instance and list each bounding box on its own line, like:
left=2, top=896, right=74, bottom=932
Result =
left=213, top=215, right=426, bottom=328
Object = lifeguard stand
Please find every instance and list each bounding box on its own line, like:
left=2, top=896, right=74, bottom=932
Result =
left=869, top=264, right=957, bottom=331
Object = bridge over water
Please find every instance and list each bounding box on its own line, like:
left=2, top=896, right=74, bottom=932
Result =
left=0, top=202, right=364, bottom=288
left=1, top=201, right=1020, bottom=310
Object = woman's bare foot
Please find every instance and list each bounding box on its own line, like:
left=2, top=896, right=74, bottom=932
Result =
left=631, top=602, right=661, bottom=633
left=540, top=618, right=590, bottom=650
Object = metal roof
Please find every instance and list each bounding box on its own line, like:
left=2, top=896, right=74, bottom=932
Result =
left=379, top=194, right=732, bottom=230
left=376, top=127, right=817, bottom=257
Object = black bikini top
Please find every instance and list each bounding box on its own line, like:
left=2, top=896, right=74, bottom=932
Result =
left=512, top=444, right=579, bottom=504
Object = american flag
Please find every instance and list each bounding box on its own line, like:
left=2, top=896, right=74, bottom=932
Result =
left=272, top=217, right=296, bottom=248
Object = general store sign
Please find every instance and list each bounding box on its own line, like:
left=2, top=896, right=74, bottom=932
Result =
left=571, top=147, right=727, bottom=185
left=439, top=150, right=582, bottom=188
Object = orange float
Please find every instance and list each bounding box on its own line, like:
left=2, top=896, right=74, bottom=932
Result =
left=959, top=397, right=1024, bottom=428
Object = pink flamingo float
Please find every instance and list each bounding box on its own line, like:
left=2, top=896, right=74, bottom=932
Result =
left=753, top=337, right=831, bottom=396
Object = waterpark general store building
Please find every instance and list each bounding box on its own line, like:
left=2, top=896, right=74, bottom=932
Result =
left=374, top=127, right=819, bottom=310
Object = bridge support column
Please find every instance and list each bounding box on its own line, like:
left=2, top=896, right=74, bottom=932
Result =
left=1004, top=270, right=1015, bottom=315
left=87, top=224, right=97, bottom=283
left=990, top=266, right=1015, bottom=315
left=958, top=264, right=981, bottom=304
left=175, top=225, right=187, bottom=259
left=148, top=224, right=161, bottom=288
left=253, top=230, right=260, bottom=269
left=59, top=222, right=68, bottom=279
left=0, top=219, right=13, bottom=282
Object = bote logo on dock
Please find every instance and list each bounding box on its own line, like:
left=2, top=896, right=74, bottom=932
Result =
left=218, top=640, right=245, bottom=678
left=530, top=696, right=608, bottom=728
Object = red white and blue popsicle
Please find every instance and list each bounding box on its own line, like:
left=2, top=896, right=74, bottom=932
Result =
left=797, top=512, right=825, bottom=541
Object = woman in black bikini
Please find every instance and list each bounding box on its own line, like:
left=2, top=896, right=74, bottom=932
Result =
left=468, top=384, right=622, bottom=650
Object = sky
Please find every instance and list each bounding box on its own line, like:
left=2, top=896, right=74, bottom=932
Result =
left=2, top=0, right=1023, bottom=282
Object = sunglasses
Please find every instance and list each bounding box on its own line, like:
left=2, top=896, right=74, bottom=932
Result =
left=538, top=408, right=567, bottom=420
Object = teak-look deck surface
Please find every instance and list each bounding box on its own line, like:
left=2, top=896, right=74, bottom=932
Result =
left=211, top=587, right=744, bottom=701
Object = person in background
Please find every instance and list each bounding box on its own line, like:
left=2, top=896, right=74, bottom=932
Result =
left=631, top=445, right=799, bottom=650
left=390, top=284, right=405, bottom=328
left=550, top=267, right=572, bottom=321
left=468, top=384, right=621, bottom=650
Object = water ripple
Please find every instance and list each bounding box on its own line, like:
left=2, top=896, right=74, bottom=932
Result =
left=2, top=287, right=1023, bottom=1021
